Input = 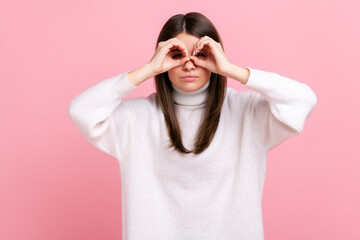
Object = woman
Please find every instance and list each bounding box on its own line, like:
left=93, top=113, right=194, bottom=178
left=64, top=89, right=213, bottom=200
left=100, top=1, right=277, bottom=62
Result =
left=68, top=12, right=317, bottom=240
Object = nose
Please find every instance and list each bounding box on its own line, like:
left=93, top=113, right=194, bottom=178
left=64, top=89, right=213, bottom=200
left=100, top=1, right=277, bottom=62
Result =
left=182, top=57, right=196, bottom=70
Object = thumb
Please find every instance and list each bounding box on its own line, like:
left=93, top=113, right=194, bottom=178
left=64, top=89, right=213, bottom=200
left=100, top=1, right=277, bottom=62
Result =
left=189, top=56, right=197, bottom=65
left=173, top=56, right=189, bottom=67
left=179, top=56, right=191, bottom=65
left=190, top=56, right=202, bottom=67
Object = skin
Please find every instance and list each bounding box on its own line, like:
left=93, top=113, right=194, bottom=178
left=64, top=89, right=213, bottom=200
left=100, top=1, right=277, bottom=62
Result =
left=167, top=32, right=211, bottom=92
left=127, top=33, right=250, bottom=87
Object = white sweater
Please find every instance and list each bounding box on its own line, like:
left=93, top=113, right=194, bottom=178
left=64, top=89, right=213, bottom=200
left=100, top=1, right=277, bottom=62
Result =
left=68, top=67, right=317, bottom=240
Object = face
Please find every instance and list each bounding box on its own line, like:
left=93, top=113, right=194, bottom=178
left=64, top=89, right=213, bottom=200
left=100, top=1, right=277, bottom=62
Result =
left=167, top=32, right=211, bottom=92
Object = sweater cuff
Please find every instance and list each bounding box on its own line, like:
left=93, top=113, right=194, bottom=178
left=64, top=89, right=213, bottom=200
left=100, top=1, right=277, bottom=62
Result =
left=124, top=71, right=139, bottom=88
left=241, top=67, right=264, bottom=88
left=241, top=67, right=281, bottom=94
left=113, top=71, right=138, bottom=95
left=103, top=71, right=138, bottom=99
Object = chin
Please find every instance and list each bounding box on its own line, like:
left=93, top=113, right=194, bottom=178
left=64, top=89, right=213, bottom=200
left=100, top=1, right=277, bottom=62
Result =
left=182, top=85, right=202, bottom=92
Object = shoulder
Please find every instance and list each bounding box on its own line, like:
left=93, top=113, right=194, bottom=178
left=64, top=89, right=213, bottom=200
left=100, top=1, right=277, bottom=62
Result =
left=225, top=87, right=256, bottom=109
left=225, top=87, right=272, bottom=117
left=119, top=92, right=160, bottom=114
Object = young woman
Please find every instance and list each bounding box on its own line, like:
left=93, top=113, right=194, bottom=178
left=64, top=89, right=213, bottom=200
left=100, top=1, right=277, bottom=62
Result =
left=68, top=12, right=317, bottom=240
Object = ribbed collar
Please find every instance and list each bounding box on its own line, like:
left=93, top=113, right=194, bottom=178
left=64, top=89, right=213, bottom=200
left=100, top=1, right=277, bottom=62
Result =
left=171, top=80, right=210, bottom=106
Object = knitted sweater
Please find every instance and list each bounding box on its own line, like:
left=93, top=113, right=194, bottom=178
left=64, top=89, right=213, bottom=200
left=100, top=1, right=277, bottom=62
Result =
left=67, top=67, right=317, bottom=240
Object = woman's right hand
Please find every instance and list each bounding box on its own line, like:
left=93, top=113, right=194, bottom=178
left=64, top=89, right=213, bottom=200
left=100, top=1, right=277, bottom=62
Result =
left=148, top=38, right=190, bottom=75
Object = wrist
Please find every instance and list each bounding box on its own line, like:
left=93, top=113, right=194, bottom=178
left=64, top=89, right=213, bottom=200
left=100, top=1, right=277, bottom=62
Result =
left=128, top=63, right=156, bottom=86
left=143, top=63, right=158, bottom=78
left=220, top=62, right=234, bottom=76
left=225, top=63, right=250, bottom=85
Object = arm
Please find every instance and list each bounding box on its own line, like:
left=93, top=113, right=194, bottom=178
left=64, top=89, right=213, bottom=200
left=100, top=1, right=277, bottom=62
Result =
left=127, top=63, right=156, bottom=86
left=225, top=64, right=317, bottom=150
left=67, top=64, right=154, bottom=160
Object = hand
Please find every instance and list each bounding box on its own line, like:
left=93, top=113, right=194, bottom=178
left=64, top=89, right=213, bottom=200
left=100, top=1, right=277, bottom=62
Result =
left=189, top=36, right=231, bottom=75
left=148, top=38, right=191, bottom=75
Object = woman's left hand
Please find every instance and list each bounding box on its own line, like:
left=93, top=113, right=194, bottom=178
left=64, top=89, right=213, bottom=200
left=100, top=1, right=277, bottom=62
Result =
left=190, top=36, right=231, bottom=75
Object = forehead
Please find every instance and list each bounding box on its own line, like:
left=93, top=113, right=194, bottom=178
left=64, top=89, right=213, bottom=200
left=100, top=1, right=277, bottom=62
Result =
left=174, top=32, right=200, bottom=51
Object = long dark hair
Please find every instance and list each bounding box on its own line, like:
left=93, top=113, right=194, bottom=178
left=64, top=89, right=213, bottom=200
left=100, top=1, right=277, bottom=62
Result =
left=155, top=12, right=227, bottom=155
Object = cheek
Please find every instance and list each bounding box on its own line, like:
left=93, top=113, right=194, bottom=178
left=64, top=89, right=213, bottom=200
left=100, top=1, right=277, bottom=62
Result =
left=167, top=69, right=174, bottom=78
left=167, top=70, right=178, bottom=84
left=168, top=69, right=180, bottom=79
left=200, top=69, right=211, bottom=79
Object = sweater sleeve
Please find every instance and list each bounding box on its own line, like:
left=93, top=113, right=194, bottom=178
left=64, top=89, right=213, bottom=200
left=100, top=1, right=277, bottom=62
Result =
left=67, top=71, right=138, bottom=160
left=242, top=67, right=317, bottom=151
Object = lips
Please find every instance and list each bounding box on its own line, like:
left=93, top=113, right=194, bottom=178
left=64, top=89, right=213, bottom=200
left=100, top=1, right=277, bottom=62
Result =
left=181, top=77, right=198, bottom=82
left=181, top=75, right=199, bottom=82
left=182, top=75, right=198, bottom=78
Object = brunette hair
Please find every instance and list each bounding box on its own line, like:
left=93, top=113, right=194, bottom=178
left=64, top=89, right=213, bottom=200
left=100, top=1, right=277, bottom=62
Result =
left=154, top=12, right=227, bottom=155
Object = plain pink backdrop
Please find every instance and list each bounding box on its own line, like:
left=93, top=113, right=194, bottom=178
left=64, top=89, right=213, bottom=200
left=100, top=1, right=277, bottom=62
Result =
left=1, top=1, right=359, bottom=239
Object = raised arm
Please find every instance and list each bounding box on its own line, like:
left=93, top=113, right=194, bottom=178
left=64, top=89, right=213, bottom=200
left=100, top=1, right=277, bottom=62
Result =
left=67, top=69, right=141, bottom=160
left=67, top=36, right=200, bottom=160
left=227, top=64, right=317, bottom=150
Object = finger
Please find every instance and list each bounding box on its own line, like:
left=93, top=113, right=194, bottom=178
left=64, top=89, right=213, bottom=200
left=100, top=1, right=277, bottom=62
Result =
left=173, top=38, right=189, bottom=56
left=166, top=39, right=188, bottom=57
left=158, top=37, right=181, bottom=46
left=181, top=56, right=191, bottom=65
left=157, top=38, right=178, bottom=49
left=189, top=55, right=204, bottom=68
left=173, top=55, right=191, bottom=67
left=166, top=43, right=188, bottom=59
left=193, top=36, right=218, bottom=55
left=194, top=40, right=217, bottom=56
left=193, top=36, right=207, bottom=55
left=158, top=38, right=188, bottom=56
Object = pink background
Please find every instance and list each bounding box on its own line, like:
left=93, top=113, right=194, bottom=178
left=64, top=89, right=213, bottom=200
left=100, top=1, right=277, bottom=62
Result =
left=1, top=1, right=359, bottom=239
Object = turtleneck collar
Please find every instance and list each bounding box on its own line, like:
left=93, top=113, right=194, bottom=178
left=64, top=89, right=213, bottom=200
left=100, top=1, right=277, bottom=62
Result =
left=171, top=80, right=210, bottom=107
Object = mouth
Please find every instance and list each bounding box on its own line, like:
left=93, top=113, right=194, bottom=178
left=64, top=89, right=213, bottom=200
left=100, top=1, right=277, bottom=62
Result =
left=181, top=76, right=199, bottom=82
